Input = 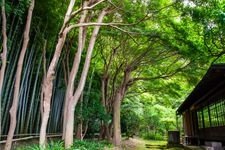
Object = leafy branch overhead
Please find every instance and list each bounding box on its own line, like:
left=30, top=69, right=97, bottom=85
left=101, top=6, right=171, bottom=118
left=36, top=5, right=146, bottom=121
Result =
left=1, top=0, right=224, bottom=149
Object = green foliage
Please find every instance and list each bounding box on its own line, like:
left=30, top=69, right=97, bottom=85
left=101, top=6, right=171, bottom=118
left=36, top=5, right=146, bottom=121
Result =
left=142, top=131, right=165, bottom=141
left=3, top=0, right=31, bottom=19
left=121, top=98, right=142, bottom=137
left=2, top=0, right=224, bottom=144
left=74, top=71, right=111, bottom=136
left=177, top=0, right=225, bottom=62
left=16, top=141, right=64, bottom=150
left=76, top=97, right=111, bottom=134
left=72, top=140, right=112, bottom=150
left=33, top=0, right=66, bottom=38
left=13, top=0, right=31, bottom=17
left=16, top=140, right=112, bottom=150
left=121, top=74, right=194, bottom=141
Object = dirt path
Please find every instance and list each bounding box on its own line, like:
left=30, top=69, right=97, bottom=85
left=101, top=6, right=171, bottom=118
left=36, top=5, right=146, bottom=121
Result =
left=122, top=137, right=146, bottom=149
left=122, top=137, right=184, bottom=150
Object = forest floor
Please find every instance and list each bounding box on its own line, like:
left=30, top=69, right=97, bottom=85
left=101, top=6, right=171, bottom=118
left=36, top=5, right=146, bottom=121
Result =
left=0, top=137, right=185, bottom=150
left=121, top=137, right=184, bottom=150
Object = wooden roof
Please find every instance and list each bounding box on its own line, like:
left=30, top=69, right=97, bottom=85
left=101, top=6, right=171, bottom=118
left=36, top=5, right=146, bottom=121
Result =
left=177, top=64, right=225, bottom=115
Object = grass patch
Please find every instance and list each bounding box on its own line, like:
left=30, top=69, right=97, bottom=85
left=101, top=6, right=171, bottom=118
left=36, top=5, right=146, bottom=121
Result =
left=135, top=140, right=166, bottom=150
left=146, top=140, right=167, bottom=145
left=135, top=139, right=184, bottom=150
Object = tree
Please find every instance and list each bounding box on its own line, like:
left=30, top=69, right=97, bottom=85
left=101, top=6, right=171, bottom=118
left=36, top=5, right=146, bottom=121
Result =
left=176, top=0, right=225, bottom=62
left=4, top=0, right=35, bottom=149
left=39, top=0, right=76, bottom=147
left=1, top=0, right=222, bottom=149
left=121, top=98, right=142, bottom=138
left=96, top=0, right=212, bottom=145
left=63, top=5, right=108, bottom=149
left=0, top=0, right=8, bottom=136
left=39, top=0, right=109, bottom=148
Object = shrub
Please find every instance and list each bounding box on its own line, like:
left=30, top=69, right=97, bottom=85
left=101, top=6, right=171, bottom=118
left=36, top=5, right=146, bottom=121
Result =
left=142, top=132, right=165, bottom=141
left=16, top=140, right=112, bottom=150
left=72, top=140, right=112, bottom=150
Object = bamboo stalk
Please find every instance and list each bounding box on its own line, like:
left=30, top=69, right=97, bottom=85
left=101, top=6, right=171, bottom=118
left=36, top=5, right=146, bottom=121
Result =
left=1, top=23, right=24, bottom=136
left=17, top=43, right=36, bottom=134
left=25, top=56, right=42, bottom=133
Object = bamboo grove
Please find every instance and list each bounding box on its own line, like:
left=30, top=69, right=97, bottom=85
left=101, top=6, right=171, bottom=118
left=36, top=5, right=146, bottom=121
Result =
left=1, top=0, right=225, bottom=149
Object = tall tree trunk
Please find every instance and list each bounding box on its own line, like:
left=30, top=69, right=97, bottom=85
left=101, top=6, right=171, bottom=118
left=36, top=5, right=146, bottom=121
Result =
left=76, top=92, right=83, bottom=140
left=99, top=52, right=119, bottom=141
left=82, top=121, right=89, bottom=139
left=99, top=77, right=106, bottom=140
left=99, top=125, right=105, bottom=140
left=0, top=0, right=8, bottom=136
left=39, top=0, right=75, bottom=148
left=76, top=122, right=83, bottom=139
left=64, top=9, right=107, bottom=148
left=99, top=124, right=112, bottom=141
left=39, top=30, right=67, bottom=148
left=99, top=47, right=118, bottom=140
left=62, top=1, right=88, bottom=139
left=113, top=90, right=122, bottom=147
left=107, top=122, right=113, bottom=140
left=4, top=1, right=35, bottom=150
left=81, top=67, right=94, bottom=139
left=113, top=68, right=131, bottom=147
left=40, top=40, right=47, bottom=119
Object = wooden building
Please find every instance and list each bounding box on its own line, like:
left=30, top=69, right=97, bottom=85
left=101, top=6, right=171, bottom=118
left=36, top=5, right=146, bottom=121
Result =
left=177, top=64, right=225, bottom=145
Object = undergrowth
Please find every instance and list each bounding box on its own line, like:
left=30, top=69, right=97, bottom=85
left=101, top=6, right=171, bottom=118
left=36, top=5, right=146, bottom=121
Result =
left=16, top=140, right=112, bottom=150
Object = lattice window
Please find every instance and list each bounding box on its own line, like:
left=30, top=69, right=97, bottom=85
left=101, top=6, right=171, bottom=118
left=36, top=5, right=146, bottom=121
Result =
left=209, top=104, right=217, bottom=127
left=197, top=99, right=225, bottom=129
left=197, top=110, right=203, bottom=129
left=203, top=107, right=210, bottom=128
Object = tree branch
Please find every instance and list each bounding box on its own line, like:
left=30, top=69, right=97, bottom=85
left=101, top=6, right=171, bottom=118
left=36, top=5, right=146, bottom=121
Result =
left=71, top=0, right=106, bottom=17
left=127, top=61, right=191, bottom=86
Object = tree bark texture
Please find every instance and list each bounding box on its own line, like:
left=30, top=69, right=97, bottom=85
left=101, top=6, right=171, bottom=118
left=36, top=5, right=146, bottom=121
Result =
left=39, top=0, right=75, bottom=148
left=40, top=40, right=47, bottom=119
left=99, top=77, right=107, bottom=140
left=113, top=69, right=131, bottom=147
left=76, top=123, right=83, bottom=139
left=76, top=92, right=83, bottom=140
left=63, top=1, right=88, bottom=139
left=0, top=0, right=8, bottom=137
left=64, top=9, right=107, bottom=148
left=4, top=1, right=35, bottom=150
left=82, top=122, right=89, bottom=139
left=39, top=31, right=68, bottom=148
left=113, top=90, right=122, bottom=147
left=99, top=76, right=111, bottom=140
left=99, top=47, right=119, bottom=140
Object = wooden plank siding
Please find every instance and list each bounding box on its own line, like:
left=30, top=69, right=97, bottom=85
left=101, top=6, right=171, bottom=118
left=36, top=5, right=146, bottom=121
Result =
left=177, top=64, right=225, bottom=144
left=198, top=127, right=225, bottom=141
left=183, top=110, right=193, bottom=136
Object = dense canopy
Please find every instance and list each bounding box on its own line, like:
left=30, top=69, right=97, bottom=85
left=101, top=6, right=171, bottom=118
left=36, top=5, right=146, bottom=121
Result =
left=0, top=0, right=225, bottom=149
